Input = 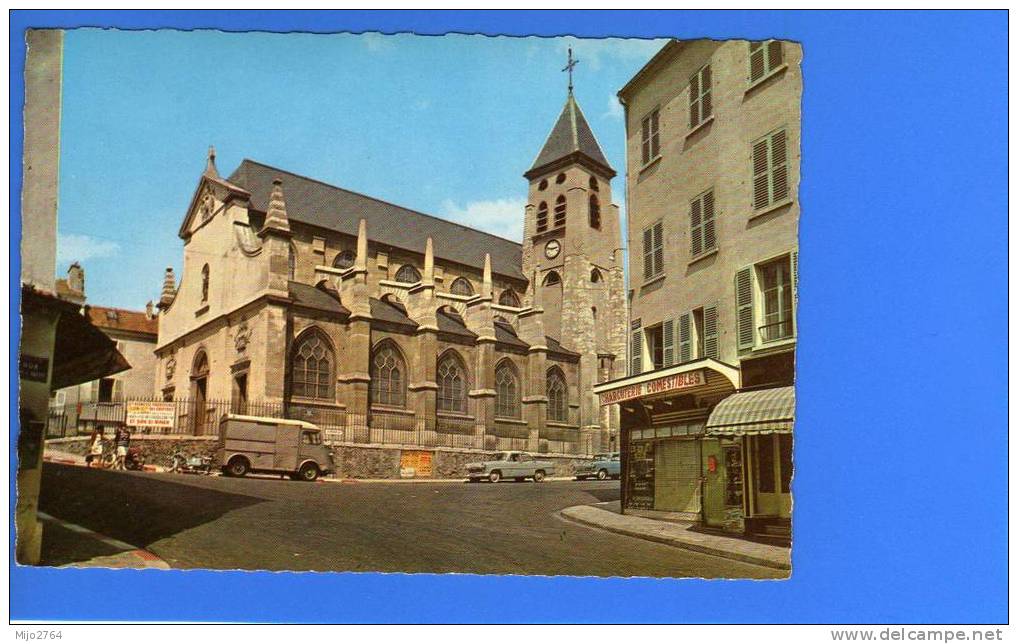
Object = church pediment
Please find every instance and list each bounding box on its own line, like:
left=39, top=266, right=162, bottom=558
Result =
left=178, top=151, right=252, bottom=240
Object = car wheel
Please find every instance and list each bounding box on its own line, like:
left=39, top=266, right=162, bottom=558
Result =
left=597, top=469, right=608, bottom=480
left=488, top=470, right=501, bottom=483
left=299, top=463, right=319, bottom=482
left=227, top=457, right=249, bottom=477
left=533, top=470, right=546, bottom=482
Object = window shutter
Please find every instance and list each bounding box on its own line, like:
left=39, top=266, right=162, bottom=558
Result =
left=90, top=380, right=100, bottom=402
left=112, top=379, right=123, bottom=402
left=643, top=227, right=654, bottom=280
left=663, top=318, right=675, bottom=367
left=650, top=110, right=660, bottom=158
left=701, top=65, right=712, bottom=120
left=736, top=267, right=755, bottom=350
left=753, top=139, right=770, bottom=209
left=689, top=73, right=700, bottom=129
left=678, top=313, right=691, bottom=363
left=703, top=190, right=716, bottom=251
left=704, top=305, right=719, bottom=359
left=749, top=42, right=765, bottom=82
left=771, top=130, right=789, bottom=203
left=791, top=250, right=799, bottom=334
left=767, top=40, right=783, bottom=69
left=631, top=328, right=643, bottom=375
left=653, top=221, right=664, bottom=276
left=690, top=198, right=703, bottom=257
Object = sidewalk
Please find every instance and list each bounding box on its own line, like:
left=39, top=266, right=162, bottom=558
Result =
left=37, top=512, right=170, bottom=570
left=325, top=476, right=575, bottom=484
left=560, top=502, right=791, bottom=571
left=43, top=447, right=165, bottom=472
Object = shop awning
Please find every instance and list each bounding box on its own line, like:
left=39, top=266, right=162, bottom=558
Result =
left=705, top=386, right=795, bottom=436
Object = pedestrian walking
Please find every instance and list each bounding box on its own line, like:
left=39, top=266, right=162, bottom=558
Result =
left=114, top=428, right=131, bottom=470
left=88, top=429, right=104, bottom=468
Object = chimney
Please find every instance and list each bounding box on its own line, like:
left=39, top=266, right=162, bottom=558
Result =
left=67, top=261, right=84, bottom=295
left=157, top=267, right=176, bottom=310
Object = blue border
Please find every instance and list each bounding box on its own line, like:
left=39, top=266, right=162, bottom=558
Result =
left=10, top=10, right=1008, bottom=623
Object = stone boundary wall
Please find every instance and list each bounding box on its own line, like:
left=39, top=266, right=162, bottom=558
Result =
left=46, top=437, right=593, bottom=479
left=46, top=436, right=218, bottom=468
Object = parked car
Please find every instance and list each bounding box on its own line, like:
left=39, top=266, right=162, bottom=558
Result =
left=217, top=414, right=335, bottom=481
left=466, top=451, right=554, bottom=483
left=574, top=452, right=621, bottom=480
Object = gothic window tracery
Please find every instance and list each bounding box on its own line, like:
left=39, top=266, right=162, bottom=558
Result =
left=547, top=367, right=568, bottom=422
left=292, top=330, right=334, bottom=400
left=495, top=360, right=521, bottom=419
left=437, top=352, right=468, bottom=414
left=371, top=342, right=407, bottom=408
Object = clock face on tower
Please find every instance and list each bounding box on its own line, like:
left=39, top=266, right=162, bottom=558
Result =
left=544, top=239, right=561, bottom=259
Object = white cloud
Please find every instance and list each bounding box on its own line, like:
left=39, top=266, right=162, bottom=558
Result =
left=439, top=197, right=527, bottom=242
left=57, top=233, right=120, bottom=264
left=603, top=94, right=624, bottom=120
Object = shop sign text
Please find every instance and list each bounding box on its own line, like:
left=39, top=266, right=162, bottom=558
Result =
left=599, top=370, right=706, bottom=406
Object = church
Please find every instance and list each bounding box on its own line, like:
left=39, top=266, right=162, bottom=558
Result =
left=153, top=88, right=627, bottom=456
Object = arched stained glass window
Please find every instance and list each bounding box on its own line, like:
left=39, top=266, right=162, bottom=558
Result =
left=395, top=264, right=422, bottom=284
left=450, top=277, right=474, bottom=296
left=371, top=342, right=407, bottom=407
left=437, top=352, right=468, bottom=414
left=495, top=361, right=521, bottom=419
left=498, top=289, right=521, bottom=307
left=292, top=330, right=334, bottom=400
left=333, top=250, right=356, bottom=269
left=547, top=368, right=568, bottom=422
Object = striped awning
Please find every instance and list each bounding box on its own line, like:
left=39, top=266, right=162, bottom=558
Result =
left=705, top=386, right=795, bottom=436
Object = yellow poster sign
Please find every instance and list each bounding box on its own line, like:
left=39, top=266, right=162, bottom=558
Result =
left=400, top=450, right=434, bottom=478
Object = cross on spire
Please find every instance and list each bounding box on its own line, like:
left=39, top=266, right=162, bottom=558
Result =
left=562, top=46, right=579, bottom=94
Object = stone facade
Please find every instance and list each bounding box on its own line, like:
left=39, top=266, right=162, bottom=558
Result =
left=620, top=39, right=801, bottom=375
left=155, top=93, right=626, bottom=455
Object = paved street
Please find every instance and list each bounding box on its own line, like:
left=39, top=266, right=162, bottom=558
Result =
left=39, top=463, right=782, bottom=578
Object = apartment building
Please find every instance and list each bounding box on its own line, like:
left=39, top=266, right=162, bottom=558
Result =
left=594, top=39, right=800, bottom=538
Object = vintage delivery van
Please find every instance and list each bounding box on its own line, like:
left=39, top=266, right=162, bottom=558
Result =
left=217, top=414, right=335, bottom=481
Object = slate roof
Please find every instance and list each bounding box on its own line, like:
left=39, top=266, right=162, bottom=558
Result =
left=369, top=297, right=417, bottom=329
left=526, top=93, right=615, bottom=180
left=86, top=306, right=158, bottom=338
left=545, top=335, right=580, bottom=358
left=436, top=308, right=477, bottom=341
left=288, top=281, right=350, bottom=316
left=494, top=320, right=530, bottom=351
left=228, top=160, right=526, bottom=282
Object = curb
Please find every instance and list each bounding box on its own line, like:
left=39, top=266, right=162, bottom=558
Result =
left=37, top=512, right=171, bottom=570
left=559, top=506, right=790, bottom=571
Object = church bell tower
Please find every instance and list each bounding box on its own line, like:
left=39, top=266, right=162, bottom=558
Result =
left=521, top=49, right=627, bottom=442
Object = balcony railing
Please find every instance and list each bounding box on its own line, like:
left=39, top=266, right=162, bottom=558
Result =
left=759, top=319, right=794, bottom=343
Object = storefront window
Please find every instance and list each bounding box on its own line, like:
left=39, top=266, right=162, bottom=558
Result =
left=754, top=436, right=776, bottom=493
left=779, top=434, right=793, bottom=493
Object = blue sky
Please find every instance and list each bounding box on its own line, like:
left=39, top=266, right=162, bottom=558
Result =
left=57, top=29, right=666, bottom=309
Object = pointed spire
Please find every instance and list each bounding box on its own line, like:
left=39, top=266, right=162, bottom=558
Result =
left=355, top=218, right=368, bottom=270
left=261, top=178, right=291, bottom=234
left=423, top=237, right=435, bottom=285
left=204, top=145, right=219, bottom=178
left=157, top=267, right=176, bottom=309
left=483, top=253, right=492, bottom=298
left=525, top=92, right=615, bottom=180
